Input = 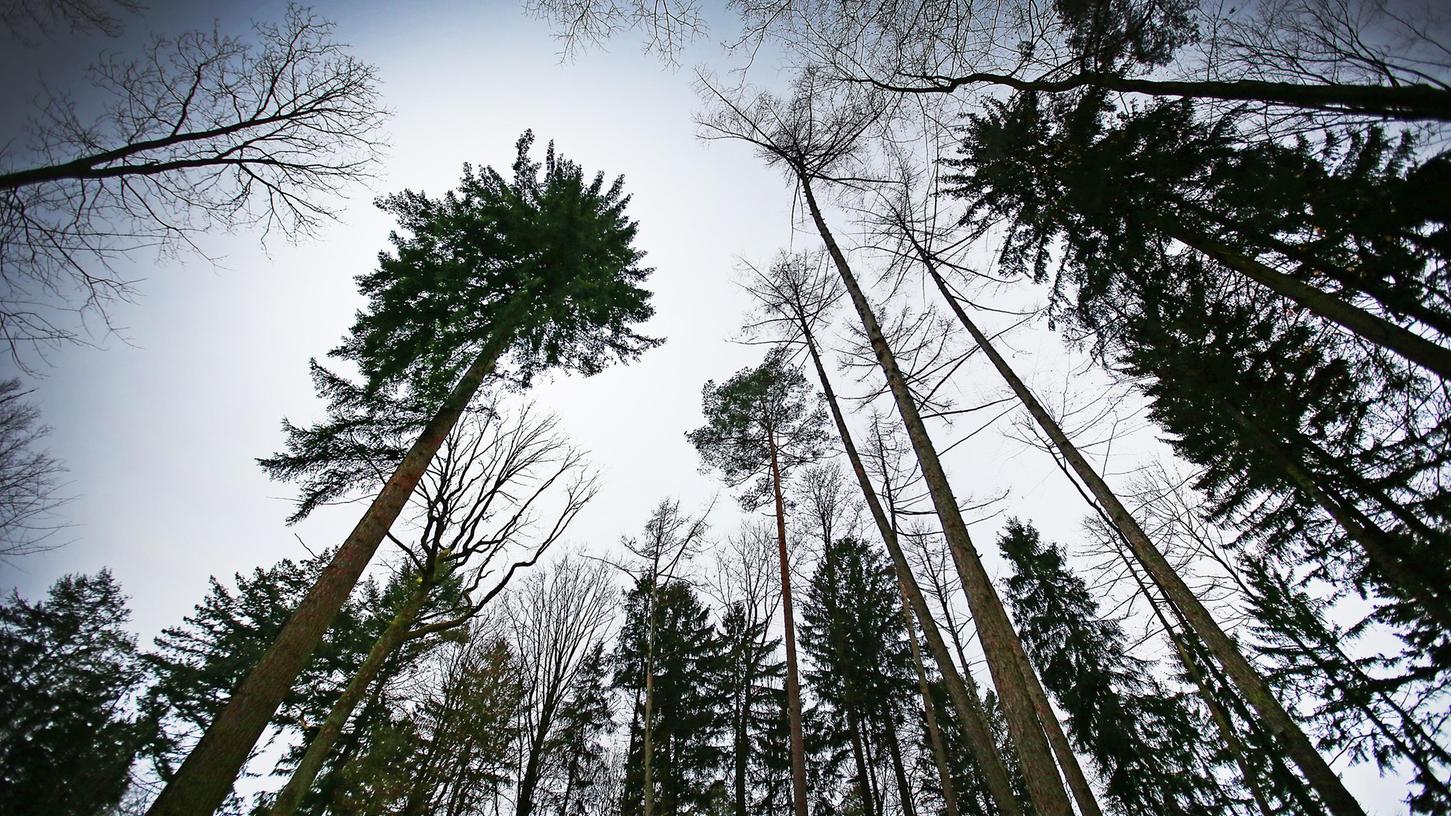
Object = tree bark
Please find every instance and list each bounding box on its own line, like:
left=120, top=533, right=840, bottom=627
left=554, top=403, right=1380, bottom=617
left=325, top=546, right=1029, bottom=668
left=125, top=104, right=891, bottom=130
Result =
left=146, top=341, right=502, bottom=816
left=269, top=580, right=432, bottom=816
left=799, top=176, right=1073, bottom=816
left=797, top=307, right=1023, bottom=816
left=1165, top=223, right=1451, bottom=380
left=768, top=429, right=812, bottom=816
left=1002, top=625, right=1103, bottom=816
left=871, top=69, right=1451, bottom=122
left=883, top=712, right=918, bottom=816
left=920, top=258, right=1367, bottom=816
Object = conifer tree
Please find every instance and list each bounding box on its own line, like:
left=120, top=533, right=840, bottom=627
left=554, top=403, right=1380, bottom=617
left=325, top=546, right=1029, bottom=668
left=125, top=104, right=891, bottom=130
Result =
left=688, top=346, right=830, bottom=816
left=151, top=131, right=660, bottom=816
left=542, top=642, right=617, bottom=816
left=718, top=599, right=786, bottom=816
left=998, top=520, right=1223, bottom=816
left=614, top=576, right=730, bottom=816
left=0, top=571, right=152, bottom=816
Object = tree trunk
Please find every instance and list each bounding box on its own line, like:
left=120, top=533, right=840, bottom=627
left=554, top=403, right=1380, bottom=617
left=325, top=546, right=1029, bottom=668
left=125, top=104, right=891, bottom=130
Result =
left=848, top=705, right=877, bottom=814
left=796, top=281, right=1024, bottom=816
left=1165, top=223, right=1451, bottom=380
left=883, top=712, right=918, bottom=816
left=877, top=69, right=1451, bottom=122
left=517, top=695, right=563, bottom=816
left=800, top=176, right=1072, bottom=816
left=919, top=258, right=1367, bottom=816
left=147, top=342, right=502, bottom=816
left=768, top=429, right=812, bottom=816
left=269, top=580, right=432, bottom=816
left=896, top=585, right=962, bottom=816
left=1002, top=626, right=1103, bottom=816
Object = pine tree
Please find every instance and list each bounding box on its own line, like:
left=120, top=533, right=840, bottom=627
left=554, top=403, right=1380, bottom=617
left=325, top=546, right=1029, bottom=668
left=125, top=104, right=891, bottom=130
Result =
left=543, top=642, right=616, bottom=816
left=613, top=577, right=729, bottom=816
left=0, top=571, right=151, bottom=816
left=688, top=345, right=830, bottom=816
left=998, top=520, right=1223, bottom=816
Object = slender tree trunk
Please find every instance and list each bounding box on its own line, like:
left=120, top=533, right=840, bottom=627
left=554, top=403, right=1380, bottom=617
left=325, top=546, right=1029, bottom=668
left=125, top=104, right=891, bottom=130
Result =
left=643, top=598, right=657, bottom=816
left=883, top=713, right=918, bottom=816
left=896, top=584, right=962, bottom=816
left=849, top=705, right=877, bottom=814
left=918, top=259, right=1367, bottom=816
left=733, top=699, right=749, bottom=816
left=1164, top=223, right=1451, bottom=380
left=768, top=429, right=812, bottom=816
left=517, top=697, right=562, bottom=816
left=800, top=176, right=1072, bottom=816
left=1114, top=546, right=1276, bottom=816
left=269, top=581, right=433, bottom=816
left=148, top=342, right=503, bottom=816
left=796, top=297, right=1024, bottom=816
left=875, top=69, right=1451, bottom=122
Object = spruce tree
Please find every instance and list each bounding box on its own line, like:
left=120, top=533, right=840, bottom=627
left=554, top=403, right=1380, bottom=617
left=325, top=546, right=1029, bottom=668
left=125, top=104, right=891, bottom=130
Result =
left=0, top=571, right=151, bottom=816
left=717, top=600, right=786, bottom=816
left=543, top=642, right=617, bottom=816
left=998, top=519, right=1223, bottom=816
left=613, top=577, right=729, bottom=816
left=151, top=131, right=660, bottom=816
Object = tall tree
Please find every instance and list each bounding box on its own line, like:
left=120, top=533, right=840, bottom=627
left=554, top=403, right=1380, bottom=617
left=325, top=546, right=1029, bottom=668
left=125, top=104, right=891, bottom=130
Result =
left=700, top=75, right=1074, bottom=816
left=0, top=7, right=386, bottom=361
left=998, top=519, right=1224, bottom=815
left=687, top=345, right=830, bottom=816
left=149, top=130, right=660, bottom=816
left=541, top=641, right=617, bottom=816
left=614, top=576, right=730, bottom=816
left=0, top=570, right=151, bottom=816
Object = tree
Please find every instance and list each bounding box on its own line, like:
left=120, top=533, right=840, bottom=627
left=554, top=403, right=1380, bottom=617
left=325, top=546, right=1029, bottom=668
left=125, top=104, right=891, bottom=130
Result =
left=999, top=520, right=1224, bottom=816
left=144, top=552, right=382, bottom=801
left=0, top=378, right=67, bottom=560
left=541, top=641, right=617, bottom=816
left=0, top=571, right=151, bottom=816
left=267, top=402, right=595, bottom=816
left=149, top=130, right=660, bottom=816
left=507, top=557, right=617, bottom=816
left=0, top=6, right=386, bottom=362
left=614, top=576, right=729, bottom=816
left=742, top=251, right=1024, bottom=816
left=1, top=0, right=139, bottom=40
left=687, top=345, right=830, bottom=816
left=700, top=73, right=1074, bottom=816
left=799, top=535, right=919, bottom=816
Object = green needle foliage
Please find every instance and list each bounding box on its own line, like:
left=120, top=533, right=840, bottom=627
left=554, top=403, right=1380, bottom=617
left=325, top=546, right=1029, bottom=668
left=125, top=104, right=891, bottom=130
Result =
left=998, top=520, right=1225, bottom=816
left=338, top=130, right=662, bottom=403
left=686, top=347, right=829, bottom=508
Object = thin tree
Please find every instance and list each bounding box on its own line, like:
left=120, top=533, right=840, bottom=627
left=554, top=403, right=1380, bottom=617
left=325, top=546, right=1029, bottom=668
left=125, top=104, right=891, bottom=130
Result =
left=700, top=74, right=1074, bottom=816
left=267, top=404, right=597, bottom=816
left=687, top=346, right=831, bottom=816
left=742, top=251, right=1024, bottom=816
left=0, top=6, right=386, bottom=363
left=147, top=131, right=659, bottom=816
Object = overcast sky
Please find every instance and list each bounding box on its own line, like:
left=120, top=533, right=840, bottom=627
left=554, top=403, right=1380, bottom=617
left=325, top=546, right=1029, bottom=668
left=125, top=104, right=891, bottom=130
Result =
left=0, top=1, right=1407, bottom=808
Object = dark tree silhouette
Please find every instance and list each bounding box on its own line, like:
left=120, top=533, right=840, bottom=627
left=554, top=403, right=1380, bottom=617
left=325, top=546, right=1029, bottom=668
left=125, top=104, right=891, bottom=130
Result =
left=148, top=130, right=658, bottom=816
left=0, top=379, right=67, bottom=559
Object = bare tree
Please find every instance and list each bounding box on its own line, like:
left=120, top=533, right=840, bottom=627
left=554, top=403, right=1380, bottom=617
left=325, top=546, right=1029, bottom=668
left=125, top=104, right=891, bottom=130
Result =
left=506, top=556, right=617, bottom=816
left=0, top=378, right=67, bottom=560
left=1, top=0, right=140, bottom=40
left=522, top=0, right=706, bottom=62
left=0, top=5, right=386, bottom=363
left=267, top=402, right=597, bottom=816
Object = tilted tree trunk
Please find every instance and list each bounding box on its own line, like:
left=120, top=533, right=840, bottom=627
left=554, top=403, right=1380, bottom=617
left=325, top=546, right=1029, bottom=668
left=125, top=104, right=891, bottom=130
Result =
left=876, top=69, right=1451, bottom=122
left=797, top=307, right=1024, bottom=816
left=269, top=579, right=433, bottom=816
left=1164, top=224, right=1451, bottom=380
left=148, top=341, right=504, bottom=816
left=895, top=584, right=962, bottom=816
left=768, top=429, right=812, bottom=816
left=882, top=712, right=918, bottom=816
left=799, top=176, right=1073, bottom=816
left=918, top=257, right=1368, bottom=816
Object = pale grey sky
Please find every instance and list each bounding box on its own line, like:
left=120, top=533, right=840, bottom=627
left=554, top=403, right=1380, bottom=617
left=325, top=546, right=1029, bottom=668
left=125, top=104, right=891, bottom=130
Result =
left=0, top=1, right=1411, bottom=809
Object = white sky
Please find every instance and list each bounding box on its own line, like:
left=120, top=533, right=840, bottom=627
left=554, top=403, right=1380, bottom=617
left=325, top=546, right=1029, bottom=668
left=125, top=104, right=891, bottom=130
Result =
left=0, top=0, right=1412, bottom=810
